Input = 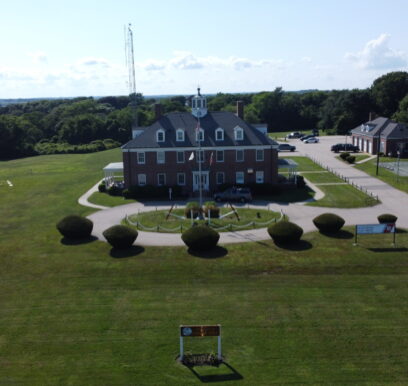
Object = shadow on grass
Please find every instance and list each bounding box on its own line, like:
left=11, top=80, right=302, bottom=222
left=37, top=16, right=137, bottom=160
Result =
left=109, top=245, right=145, bottom=258
left=274, top=239, right=313, bottom=251
left=397, top=228, right=407, bottom=234
left=60, top=235, right=98, bottom=245
left=187, top=362, right=243, bottom=383
left=319, top=230, right=354, bottom=239
left=368, top=247, right=408, bottom=253
left=188, top=246, right=228, bottom=259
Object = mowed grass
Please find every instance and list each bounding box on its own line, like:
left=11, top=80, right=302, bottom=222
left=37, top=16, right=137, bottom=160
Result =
left=1, top=151, right=408, bottom=384
left=300, top=171, right=344, bottom=184
left=355, top=157, right=408, bottom=194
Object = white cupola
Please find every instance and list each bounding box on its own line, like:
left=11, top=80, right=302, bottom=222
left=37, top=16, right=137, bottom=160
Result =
left=191, top=87, right=208, bottom=118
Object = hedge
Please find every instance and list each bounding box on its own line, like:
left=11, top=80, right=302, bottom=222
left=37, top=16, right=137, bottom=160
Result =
left=57, top=215, right=93, bottom=239
left=267, top=221, right=303, bottom=244
left=181, top=225, right=220, bottom=251
left=313, top=213, right=345, bottom=233
left=377, top=213, right=398, bottom=224
left=103, top=225, right=138, bottom=249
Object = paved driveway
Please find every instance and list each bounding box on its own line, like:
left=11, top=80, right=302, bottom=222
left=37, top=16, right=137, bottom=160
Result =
left=86, top=136, right=408, bottom=246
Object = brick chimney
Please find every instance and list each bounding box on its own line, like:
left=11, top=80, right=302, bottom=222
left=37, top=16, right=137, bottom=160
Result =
left=236, top=100, right=244, bottom=119
left=369, top=111, right=377, bottom=121
left=154, top=103, right=163, bottom=121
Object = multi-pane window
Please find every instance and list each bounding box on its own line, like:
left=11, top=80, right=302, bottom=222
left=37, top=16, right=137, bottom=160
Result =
left=177, top=173, right=186, bottom=186
left=137, top=152, right=145, bottom=164
left=256, top=171, right=264, bottom=184
left=157, top=130, right=165, bottom=142
left=216, top=150, right=224, bottom=162
left=236, top=171, right=244, bottom=184
left=177, top=151, right=185, bottom=163
left=235, top=127, right=244, bottom=140
left=216, top=172, right=225, bottom=185
left=176, top=129, right=184, bottom=142
left=157, top=151, right=165, bottom=164
left=236, top=149, right=244, bottom=162
left=196, top=129, right=204, bottom=142
left=138, top=174, right=146, bottom=186
left=215, top=128, right=224, bottom=141
left=256, top=149, right=264, bottom=162
left=157, top=173, right=166, bottom=186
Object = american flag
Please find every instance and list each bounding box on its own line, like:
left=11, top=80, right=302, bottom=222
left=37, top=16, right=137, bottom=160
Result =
left=209, top=152, right=214, bottom=167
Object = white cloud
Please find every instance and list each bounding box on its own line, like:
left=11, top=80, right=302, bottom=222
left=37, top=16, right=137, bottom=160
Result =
left=27, top=51, right=48, bottom=64
left=76, top=57, right=111, bottom=68
left=345, top=34, right=407, bottom=70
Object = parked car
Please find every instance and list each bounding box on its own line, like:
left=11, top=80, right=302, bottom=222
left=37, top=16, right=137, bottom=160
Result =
left=286, top=131, right=303, bottom=139
left=303, top=137, right=319, bottom=143
left=331, top=143, right=359, bottom=152
left=214, top=187, right=252, bottom=203
left=278, top=143, right=296, bottom=152
left=300, top=134, right=314, bottom=141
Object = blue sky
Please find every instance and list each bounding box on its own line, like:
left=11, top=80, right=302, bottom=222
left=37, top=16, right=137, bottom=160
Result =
left=1, top=0, right=408, bottom=98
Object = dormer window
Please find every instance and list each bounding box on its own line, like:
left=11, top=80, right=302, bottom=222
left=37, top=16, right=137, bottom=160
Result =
left=215, top=128, right=224, bottom=141
left=234, top=127, right=244, bottom=141
left=157, top=129, right=165, bottom=142
left=196, top=128, right=204, bottom=142
left=176, top=129, right=185, bottom=142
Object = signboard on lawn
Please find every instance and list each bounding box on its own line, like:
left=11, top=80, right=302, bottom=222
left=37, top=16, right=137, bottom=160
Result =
left=356, top=223, right=396, bottom=234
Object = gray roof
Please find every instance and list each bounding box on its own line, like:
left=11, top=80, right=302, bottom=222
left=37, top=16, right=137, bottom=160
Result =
left=122, top=111, right=277, bottom=149
left=351, top=117, right=408, bottom=139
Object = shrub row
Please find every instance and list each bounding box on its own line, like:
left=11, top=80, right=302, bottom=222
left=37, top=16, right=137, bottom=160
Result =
left=340, top=152, right=356, bottom=164
left=123, top=184, right=184, bottom=199
left=36, top=139, right=120, bottom=155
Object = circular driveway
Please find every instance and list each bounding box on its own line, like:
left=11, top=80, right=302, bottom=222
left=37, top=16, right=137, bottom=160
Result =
left=85, top=136, right=408, bottom=246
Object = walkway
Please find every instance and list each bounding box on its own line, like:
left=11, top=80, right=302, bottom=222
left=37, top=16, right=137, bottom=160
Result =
left=83, top=136, right=408, bottom=246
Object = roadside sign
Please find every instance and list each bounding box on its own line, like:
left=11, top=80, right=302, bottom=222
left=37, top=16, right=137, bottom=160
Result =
left=179, top=325, right=222, bottom=361
left=355, top=223, right=396, bottom=245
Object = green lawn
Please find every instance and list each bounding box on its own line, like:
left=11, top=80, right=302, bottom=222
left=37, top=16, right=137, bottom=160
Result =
left=355, top=157, right=408, bottom=193
left=1, top=150, right=408, bottom=385
left=300, top=171, right=344, bottom=184
left=281, top=155, right=326, bottom=172
left=308, top=184, right=379, bottom=208
left=126, top=207, right=281, bottom=233
left=88, top=191, right=136, bottom=207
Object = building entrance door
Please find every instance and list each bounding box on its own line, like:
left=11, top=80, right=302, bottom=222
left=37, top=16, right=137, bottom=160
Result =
left=193, top=171, right=209, bottom=191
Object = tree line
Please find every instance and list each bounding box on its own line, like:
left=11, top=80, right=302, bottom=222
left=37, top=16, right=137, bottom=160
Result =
left=1, top=71, right=408, bottom=160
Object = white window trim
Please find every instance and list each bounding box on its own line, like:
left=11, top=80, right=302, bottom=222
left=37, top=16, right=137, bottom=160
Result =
left=176, top=129, right=185, bottom=142
left=177, top=173, right=186, bottom=186
left=256, top=149, right=264, bottom=162
left=215, top=128, right=224, bottom=141
left=256, top=171, right=264, bottom=184
left=216, top=172, right=225, bottom=185
left=197, top=150, right=205, bottom=163
left=156, top=129, right=165, bottom=143
left=196, top=128, right=205, bottom=142
left=176, top=151, right=185, bottom=163
left=157, top=173, right=166, bottom=186
left=137, top=151, right=145, bottom=164
left=157, top=151, right=165, bottom=164
left=234, top=126, right=244, bottom=141
left=216, top=150, right=224, bottom=163
left=236, top=149, right=244, bottom=162
left=236, top=171, right=244, bottom=184
left=138, top=174, right=146, bottom=186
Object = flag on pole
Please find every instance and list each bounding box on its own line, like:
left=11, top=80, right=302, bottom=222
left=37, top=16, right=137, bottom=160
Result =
left=195, top=119, right=201, bottom=141
left=209, top=152, right=214, bottom=167
left=188, top=152, right=195, bottom=161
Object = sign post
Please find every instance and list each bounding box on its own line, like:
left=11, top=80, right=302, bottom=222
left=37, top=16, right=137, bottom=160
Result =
left=179, top=324, right=222, bottom=361
left=355, top=223, right=396, bottom=245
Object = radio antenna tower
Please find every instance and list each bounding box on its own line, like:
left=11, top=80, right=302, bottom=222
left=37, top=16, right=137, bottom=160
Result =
left=124, top=23, right=138, bottom=129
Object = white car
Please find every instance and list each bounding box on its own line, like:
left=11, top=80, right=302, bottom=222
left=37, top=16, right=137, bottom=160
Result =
left=303, top=137, right=319, bottom=143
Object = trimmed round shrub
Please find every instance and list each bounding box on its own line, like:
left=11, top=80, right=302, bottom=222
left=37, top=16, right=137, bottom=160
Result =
left=185, top=201, right=202, bottom=218
left=377, top=213, right=398, bottom=224
left=346, top=155, right=356, bottom=164
left=340, top=152, right=350, bottom=160
left=313, top=213, right=345, bottom=233
left=203, top=201, right=220, bottom=218
left=98, top=181, right=106, bottom=192
left=267, top=221, right=303, bottom=244
left=107, top=185, right=122, bottom=196
left=103, top=225, right=138, bottom=249
left=57, top=215, right=93, bottom=239
left=181, top=225, right=220, bottom=251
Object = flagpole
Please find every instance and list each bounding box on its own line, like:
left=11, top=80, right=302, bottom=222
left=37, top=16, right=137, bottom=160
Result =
left=197, top=111, right=203, bottom=214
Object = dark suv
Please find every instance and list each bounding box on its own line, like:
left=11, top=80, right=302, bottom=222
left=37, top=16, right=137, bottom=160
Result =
left=331, top=143, right=359, bottom=152
left=278, top=143, right=296, bottom=152
left=214, top=187, right=252, bottom=203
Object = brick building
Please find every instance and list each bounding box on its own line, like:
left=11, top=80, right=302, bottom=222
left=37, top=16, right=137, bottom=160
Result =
left=121, top=89, right=279, bottom=195
left=350, top=116, right=408, bottom=157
